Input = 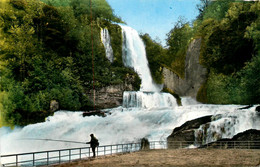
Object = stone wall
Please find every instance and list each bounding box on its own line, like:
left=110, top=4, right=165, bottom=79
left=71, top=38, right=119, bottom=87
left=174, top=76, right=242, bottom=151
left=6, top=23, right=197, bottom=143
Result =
left=163, top=38, right=207, bottom=99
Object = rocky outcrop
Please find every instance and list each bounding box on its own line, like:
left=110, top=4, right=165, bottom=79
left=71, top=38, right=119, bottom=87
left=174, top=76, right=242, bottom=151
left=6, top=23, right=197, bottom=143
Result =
left=203, top=129, right=260, bottom=149
left=163, top=38, right=207, bottom=99
left=87, top=84, right=134, bottom=109
left=256, top=106, right=260, bottom=114
left=167, top=114, right=260, bottom=149
left=167, top=115, right=212, bottom=148
left=50, top=100, right=59, bottom=112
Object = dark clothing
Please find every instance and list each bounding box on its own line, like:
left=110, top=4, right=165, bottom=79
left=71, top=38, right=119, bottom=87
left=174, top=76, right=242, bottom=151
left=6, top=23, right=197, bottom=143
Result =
left=86, top=135, right=99, bottom=157
left=92, top=147, right=96, bottom=157
left=89, top=136, right=99, bottom=147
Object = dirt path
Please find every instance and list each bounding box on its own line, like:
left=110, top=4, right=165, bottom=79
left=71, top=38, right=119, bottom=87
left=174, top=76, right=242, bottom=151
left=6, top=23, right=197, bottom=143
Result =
left=52, top=149, right=260, bottom=167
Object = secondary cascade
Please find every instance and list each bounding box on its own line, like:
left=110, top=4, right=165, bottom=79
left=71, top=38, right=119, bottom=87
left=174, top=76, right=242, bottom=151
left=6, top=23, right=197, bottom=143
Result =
left=101, top=28, right=114, bottom=62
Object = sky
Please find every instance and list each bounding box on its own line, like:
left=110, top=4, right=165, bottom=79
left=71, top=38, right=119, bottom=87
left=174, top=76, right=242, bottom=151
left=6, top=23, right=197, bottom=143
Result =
left=106, top=0, right=200, bottom=47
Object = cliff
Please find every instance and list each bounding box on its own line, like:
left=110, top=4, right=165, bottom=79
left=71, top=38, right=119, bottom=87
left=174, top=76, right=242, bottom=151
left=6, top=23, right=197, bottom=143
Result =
left=87, top=84, right=134, bottom=109
left=163, top=38, right=207, bottom=99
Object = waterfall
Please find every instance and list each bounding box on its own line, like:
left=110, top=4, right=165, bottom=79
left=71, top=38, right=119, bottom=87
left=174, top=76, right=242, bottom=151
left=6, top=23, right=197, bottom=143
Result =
left=1, top=25, right=259, bottom=163
left=123, top=91, right=177, bottom=109
left=101, top=28, right=114, bottom=62
left=120, top=25, right=161, bottom=92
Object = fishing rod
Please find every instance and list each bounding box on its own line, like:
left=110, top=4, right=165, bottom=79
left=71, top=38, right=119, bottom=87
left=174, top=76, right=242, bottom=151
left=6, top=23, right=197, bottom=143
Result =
left=20, top=138, right=87, bottom=144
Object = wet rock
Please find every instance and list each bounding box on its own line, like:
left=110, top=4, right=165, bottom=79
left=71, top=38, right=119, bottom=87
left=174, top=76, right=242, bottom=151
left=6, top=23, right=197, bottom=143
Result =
left=202, top=129, right=260, bottom=149
left=238, top=104, right=253, bottom=110
left=167, top=115, right=212, bottom=148
left=82, top=110, right=107, bottom=117
left=50, top=100, right=59, bottom=112
left=256, top=106, right=260, bottom=114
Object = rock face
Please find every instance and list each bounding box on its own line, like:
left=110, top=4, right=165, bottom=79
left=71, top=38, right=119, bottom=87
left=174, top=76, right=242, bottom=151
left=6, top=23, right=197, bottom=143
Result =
left=87, top=84, right=134, bottom=109
left=204, top=129, right=260, bottom=149
left=167, top=114, right=260, bottom=149
left=167, top=115, right=212, bottom=149
left=256, top=105, right=260, bottom=114
left=163, top=38, right=207, bottom=99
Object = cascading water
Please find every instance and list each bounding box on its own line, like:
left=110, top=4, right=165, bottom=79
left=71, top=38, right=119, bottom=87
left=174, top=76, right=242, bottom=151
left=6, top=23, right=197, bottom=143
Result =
left=120, top=25, right=162, bottom=92
left=101, top=28, right=114, bottom=62
left=123, top=91, right=177, bottom=109
left=1, top=25, right=260, bottom=165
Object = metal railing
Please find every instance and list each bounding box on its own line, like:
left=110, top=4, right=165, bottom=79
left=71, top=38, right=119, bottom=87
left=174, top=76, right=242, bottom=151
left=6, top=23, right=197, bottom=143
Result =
left=1, top=143, right=141, bottom=167
left=200, top=141, right=260, bottom=149
left=1, top=140, right=259, bottom=166
left=166, top=141, right=260, bottom=149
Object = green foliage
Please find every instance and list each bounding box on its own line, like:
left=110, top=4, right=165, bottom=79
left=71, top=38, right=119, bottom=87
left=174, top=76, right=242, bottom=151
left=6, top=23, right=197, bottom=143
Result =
left=165, top=18, right=193, bottom=78
left=196, top=81, right=208, bottom=103
left=141, top=33, right=165, bottom=84
left=202, top=0, right=232, bottom=21
left=194, top=1, right=260, bottom=104
left=0, top=0, right=135, bottom=126
left=199, top=2, right=257, bottom=74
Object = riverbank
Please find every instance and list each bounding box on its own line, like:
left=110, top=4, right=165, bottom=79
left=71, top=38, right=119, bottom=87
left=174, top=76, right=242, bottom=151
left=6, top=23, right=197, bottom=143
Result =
left=52, top=149, right=260, bottom=167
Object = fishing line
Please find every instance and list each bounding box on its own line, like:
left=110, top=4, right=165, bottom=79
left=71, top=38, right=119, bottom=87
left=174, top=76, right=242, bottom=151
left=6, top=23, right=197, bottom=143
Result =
left=19, top=138, right=86, bottom=144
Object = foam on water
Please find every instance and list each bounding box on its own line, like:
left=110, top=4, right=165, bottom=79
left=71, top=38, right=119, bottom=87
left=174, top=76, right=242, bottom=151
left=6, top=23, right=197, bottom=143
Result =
left=1, top=25, right=259, bottom=165
left=123, top=91, right=177, bottom=109
left=1, top=103, right=259, bottom=155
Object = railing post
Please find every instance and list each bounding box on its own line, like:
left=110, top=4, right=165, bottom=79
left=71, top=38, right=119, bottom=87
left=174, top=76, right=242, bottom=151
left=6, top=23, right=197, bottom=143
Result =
left=111, top=145, right=112, bottom=155
left=116, top=145, right=118, bottom=153
left=97, top=147, right=99, bottom=157
left=33, top=153, right=35, bottom=166
left=104, top=146, right=106, bottom=155
left=69, top=149, right=71, bottom=162
left=59, top=150, right=61, bottom=164
left=80, top=148, right=82, bottom=160
left=89, top=147, right=90, bottom=157
left=47, top=151, right=49, bottom=166
left=16, top=155, right=18, bottom=167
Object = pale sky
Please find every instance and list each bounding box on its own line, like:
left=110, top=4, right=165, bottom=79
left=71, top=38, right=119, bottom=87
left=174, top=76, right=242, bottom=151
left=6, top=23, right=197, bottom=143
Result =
left=106, top=0, right=200, bottom=47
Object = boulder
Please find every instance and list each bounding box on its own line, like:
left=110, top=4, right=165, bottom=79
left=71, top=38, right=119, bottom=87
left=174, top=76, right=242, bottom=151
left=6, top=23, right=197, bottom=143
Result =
left=256, top=105, right=260, bottom=114
left=167, top=115, right=212, bottom=149
left=50, top=100, right=59, bottom=112
left=202, top=129, right=260, bottom=149
left=82, top=110, right=107, bottom=117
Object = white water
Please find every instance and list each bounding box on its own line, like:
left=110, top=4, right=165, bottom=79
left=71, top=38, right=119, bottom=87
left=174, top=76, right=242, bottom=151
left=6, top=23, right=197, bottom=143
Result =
left=120, top=25, right=161, bottom=92
left=1, top=101, right=259, bottom=156
left=101, top=28, right=114, bottom=62
left=1, top=25, right=260, bottom=165
left=123, top=91, right=177, bottom=109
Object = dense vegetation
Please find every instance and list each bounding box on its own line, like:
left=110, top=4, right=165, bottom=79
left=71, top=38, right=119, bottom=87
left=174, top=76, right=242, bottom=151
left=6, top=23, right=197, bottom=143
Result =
left=163, top=0, right=260, bottom=104
left=141, top=34, right=165, bottom=84
left=0, top=0, right=140, bottom=126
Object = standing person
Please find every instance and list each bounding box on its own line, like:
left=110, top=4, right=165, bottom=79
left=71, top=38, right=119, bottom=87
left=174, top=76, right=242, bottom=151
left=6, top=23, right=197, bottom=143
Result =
left=86, top=134, right=99, bottom=157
